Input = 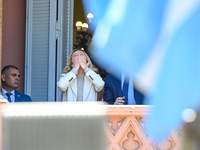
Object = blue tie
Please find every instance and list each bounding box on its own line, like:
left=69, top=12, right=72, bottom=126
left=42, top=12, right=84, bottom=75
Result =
left=128, top=77, right=135, bottom=105
left=6, top=93, right=12, bottom=102
left=122, top=76, right=136, bottom=105
left=122, top=79, right=129, bottom=105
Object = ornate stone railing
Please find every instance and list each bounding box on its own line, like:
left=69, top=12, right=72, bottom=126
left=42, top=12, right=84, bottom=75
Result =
left=104, top=106, right=181, bottom=150
left=0, top=103, right=181, bottom=150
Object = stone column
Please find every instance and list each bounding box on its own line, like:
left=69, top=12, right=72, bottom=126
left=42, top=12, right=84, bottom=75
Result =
left=0, top=0, right=2, bottom=84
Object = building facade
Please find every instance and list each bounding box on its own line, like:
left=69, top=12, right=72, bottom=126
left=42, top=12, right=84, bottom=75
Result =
left=1, top=0, right=75, bottom=102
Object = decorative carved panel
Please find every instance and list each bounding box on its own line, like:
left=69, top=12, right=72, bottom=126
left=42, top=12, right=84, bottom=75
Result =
left=106, top=117, right=126, bottom=136
left=104, top=106, right=180, bottom=150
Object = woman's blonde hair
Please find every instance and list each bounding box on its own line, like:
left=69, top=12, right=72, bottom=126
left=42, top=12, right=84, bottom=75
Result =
left=62, top=49, right=98, bottom=73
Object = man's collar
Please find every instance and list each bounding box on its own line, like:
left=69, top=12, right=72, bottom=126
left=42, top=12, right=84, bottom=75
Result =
left=1, top=88, right=15, bottom=96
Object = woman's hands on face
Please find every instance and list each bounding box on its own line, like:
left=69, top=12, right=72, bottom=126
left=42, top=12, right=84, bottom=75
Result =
left=72, top=57, right=80, bottom=70
left=72, top=51, right=89, bottom=70
left=79, top=57, right=90, bottom=70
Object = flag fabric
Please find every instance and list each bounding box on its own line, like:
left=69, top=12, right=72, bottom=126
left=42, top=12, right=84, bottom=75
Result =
left=82, top=0, right=200, bottom=140
left=146, top=1, right=200, bottom=139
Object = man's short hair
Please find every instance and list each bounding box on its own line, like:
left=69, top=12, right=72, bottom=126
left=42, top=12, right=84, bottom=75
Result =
left=1, top=65, right=19, bottom=75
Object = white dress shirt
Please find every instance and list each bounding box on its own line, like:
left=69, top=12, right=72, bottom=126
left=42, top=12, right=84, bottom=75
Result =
left=1, top=88, right=15, bottom=103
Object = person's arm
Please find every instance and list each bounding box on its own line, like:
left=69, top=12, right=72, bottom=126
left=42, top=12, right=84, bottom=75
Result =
left=57, top=68, right=77, bottom=92
left=85, top=68, right=104, bottom=92
left=103, top=75, right=125, bottom=105
left=28, top=95, right=32, bottom=102
left=103, top=77, right=116, bottom=104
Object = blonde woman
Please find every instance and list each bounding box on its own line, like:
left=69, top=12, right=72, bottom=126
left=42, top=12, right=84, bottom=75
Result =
left=57, top=49, right=104, bottom=102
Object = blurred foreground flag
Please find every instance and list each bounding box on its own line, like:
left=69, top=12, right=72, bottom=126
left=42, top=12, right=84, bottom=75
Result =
left=82, top=0, right=200, bottom=140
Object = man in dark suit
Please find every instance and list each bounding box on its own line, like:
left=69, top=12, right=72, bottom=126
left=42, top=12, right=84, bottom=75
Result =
left=1, top=65, right=32, bottom=102
left=103, top=73, right=144, bottom=105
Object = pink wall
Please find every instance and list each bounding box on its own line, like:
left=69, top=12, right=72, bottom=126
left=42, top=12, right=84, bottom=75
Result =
left=2, top=0, right=26, bottom=93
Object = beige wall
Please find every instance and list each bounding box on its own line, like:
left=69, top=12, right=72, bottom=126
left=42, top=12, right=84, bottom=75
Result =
left=2, top=0, right=26, bottom=93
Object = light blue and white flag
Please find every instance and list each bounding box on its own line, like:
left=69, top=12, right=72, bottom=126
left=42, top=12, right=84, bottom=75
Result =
left=82, top=0, right=200, bottom=140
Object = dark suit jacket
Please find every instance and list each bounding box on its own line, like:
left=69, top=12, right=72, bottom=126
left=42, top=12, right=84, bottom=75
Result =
left=15, top=90, right=32, bottom=102
left=103, top=74, right=144, bottom=105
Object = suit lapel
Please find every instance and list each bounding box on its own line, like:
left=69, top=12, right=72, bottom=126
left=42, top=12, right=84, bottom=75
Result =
left=117, top=81, right=124, bottom=97
left=70, top=78, right=77, bottom=98
left=15, top=90, right=21, bottom=102
left=114, top=76, right=123, bottom=97
left=83, top=76, right=92, bottom=101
